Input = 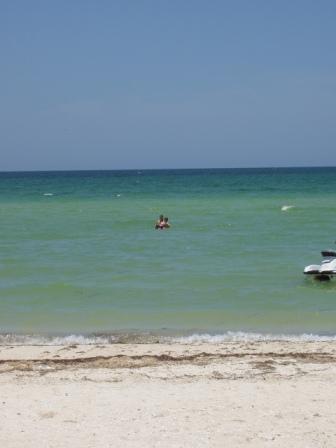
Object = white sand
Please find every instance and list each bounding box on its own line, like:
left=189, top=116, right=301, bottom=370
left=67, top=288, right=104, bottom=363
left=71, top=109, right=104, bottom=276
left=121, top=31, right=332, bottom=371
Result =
left=0, top=341, right=336, bottom=447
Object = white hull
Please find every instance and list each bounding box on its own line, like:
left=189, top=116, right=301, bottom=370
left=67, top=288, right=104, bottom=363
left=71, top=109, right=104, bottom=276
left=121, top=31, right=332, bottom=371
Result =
left=304, top=257, right=336, bottom=281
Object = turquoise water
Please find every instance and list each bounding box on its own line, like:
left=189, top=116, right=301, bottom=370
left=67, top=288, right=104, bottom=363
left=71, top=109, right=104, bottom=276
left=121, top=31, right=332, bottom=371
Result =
left=1, top=168, right=336, bottom=342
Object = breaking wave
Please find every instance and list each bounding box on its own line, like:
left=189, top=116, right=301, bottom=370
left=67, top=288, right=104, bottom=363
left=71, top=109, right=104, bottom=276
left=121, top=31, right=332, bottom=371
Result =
left=171, top=331, right=336, bottom=343
left=0, top=334, right=115, bottom=346
left=1, top=331, right=336, bottom=346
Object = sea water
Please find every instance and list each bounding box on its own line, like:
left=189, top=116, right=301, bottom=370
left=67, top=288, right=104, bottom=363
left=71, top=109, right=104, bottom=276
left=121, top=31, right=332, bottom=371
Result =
left=1, top=168, right=336, bottom=344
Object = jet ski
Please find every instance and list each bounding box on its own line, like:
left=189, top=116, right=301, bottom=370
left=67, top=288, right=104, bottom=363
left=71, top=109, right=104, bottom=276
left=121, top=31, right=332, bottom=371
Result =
left=304, top=250, right=336, bottom=281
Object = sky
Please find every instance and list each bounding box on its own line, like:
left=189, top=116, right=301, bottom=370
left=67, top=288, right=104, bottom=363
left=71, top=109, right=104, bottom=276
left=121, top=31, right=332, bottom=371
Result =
left=1, top=0, right=336, bottom=171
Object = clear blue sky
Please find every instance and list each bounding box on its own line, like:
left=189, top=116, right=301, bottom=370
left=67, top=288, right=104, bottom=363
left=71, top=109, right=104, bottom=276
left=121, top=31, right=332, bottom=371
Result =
left=1, top=0, right=335, bottom=170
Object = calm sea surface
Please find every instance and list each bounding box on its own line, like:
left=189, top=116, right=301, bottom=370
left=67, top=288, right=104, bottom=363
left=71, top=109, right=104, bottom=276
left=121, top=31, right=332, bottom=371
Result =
left=1, top=168, right=336, bottom=343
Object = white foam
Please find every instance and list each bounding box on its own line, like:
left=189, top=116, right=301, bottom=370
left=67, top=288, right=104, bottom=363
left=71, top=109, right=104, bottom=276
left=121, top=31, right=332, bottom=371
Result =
left=43, top=193, right=54, bottom=196
left=171, top=331, right=336, bottom=344
left=1, top=331, right=336, bottom=346
left=281, top=205, right=294, bottom=211
left=0, top=334, right=114, bottom=346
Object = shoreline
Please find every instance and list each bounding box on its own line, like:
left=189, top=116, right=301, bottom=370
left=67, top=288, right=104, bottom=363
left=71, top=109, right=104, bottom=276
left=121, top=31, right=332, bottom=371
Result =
left=1, top=341, right=336, bottom=447
left=2, top=329, right=336, bottom=346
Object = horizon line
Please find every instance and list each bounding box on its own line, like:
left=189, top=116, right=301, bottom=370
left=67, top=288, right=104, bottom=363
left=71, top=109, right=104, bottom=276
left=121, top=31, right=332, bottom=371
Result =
left=1, top=165, right=336, bottom=174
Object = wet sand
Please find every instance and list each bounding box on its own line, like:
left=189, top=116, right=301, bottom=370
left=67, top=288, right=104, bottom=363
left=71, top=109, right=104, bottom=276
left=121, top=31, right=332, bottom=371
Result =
left=0, top=341, right=336, bottom=447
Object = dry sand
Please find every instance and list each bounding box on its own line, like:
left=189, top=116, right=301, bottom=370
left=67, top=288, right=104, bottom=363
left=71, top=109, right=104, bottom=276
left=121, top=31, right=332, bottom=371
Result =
left=0, top=340, right=336, bottom=447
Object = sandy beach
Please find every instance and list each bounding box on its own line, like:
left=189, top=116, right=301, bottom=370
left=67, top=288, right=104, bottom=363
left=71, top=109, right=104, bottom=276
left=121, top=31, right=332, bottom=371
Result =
left=0, top=341, right=335, bottom=447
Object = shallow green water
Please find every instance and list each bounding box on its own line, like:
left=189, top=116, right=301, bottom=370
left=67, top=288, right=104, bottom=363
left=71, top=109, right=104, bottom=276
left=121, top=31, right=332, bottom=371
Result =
left=1, top=168, right=336, bottom=341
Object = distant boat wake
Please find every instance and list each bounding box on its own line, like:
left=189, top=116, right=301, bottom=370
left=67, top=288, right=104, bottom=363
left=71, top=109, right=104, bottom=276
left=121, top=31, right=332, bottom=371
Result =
left=281, top=205, right=295, bottom=212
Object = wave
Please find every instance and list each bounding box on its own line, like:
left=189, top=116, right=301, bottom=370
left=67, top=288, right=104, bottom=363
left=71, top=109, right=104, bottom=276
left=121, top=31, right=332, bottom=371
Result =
left=0, top=334, right=115, bottom=346
left=1, top=331, right=336, bottom=345
left=171, top=331, right=336, bottom=343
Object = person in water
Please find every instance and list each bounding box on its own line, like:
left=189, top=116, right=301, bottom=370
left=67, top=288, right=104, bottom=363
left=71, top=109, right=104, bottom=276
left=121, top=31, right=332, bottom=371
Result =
left=163, top=217, right=170, bottom=228
left=154, top=215, right=171, bottom=229
left=155, top=215, right=164, bottom=229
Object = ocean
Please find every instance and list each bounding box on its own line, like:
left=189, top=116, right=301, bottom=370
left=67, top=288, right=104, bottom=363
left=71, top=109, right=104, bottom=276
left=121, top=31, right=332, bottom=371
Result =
left=1, top=167, right=336, bottom=344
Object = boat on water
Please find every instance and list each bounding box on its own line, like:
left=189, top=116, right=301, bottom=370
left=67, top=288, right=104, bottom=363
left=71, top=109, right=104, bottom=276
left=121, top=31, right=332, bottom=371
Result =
left=304, top=249, right=336, bottom=281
